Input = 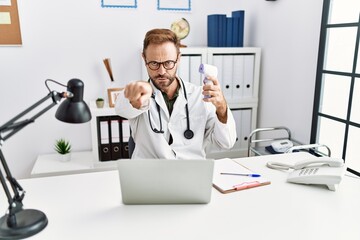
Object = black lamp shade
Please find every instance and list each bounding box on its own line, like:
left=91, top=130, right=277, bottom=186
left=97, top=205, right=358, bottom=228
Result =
left=55, top=79, right=92, bottom=123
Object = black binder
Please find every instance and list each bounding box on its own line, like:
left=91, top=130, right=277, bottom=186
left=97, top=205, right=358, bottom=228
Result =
left=121, top=119, right=130, bottom=158
left=97, top=116, right=112, bottom=161
left=110, top=117, right=122, bottom=160
left=96, top=115, right=130, bottom=161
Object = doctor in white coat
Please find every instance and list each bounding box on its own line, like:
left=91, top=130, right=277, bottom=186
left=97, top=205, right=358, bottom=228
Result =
left=115, top=28, right=236, bottom=159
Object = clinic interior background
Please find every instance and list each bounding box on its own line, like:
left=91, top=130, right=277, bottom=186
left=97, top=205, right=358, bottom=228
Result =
left=0, top=0, right=323, bottom=178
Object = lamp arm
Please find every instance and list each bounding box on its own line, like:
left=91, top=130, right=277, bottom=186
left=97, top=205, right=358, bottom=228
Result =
left=0, top=91, right=63, bottom=142
left=0, top=90, right=64, bottom=225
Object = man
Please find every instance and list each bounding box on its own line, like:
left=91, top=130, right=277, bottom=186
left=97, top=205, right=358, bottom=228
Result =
left=115, top=28, right=236, bottom=159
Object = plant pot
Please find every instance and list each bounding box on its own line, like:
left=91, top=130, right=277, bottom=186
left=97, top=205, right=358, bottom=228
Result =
left=60, top=153, right=71, bottom=162
left=96, top=100, right=104, bottom=108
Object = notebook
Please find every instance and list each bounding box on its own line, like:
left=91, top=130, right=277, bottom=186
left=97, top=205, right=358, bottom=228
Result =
left=117, top=159, right=214, bottom=204
left=213, top=158, right=271, bottom=194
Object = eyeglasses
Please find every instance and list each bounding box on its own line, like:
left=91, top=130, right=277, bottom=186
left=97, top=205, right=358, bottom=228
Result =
left=145, top=58, right=178, bottom=70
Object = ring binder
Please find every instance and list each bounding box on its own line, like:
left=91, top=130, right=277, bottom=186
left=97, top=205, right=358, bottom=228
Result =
left=96, top=115, right=130, bottom=161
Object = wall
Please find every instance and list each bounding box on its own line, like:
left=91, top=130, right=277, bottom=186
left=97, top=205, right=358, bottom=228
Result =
left=0, top=0, right=323, bottom=178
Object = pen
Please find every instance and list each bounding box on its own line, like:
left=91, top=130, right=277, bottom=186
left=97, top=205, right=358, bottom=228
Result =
left=220, top=173, right=261, bottom=177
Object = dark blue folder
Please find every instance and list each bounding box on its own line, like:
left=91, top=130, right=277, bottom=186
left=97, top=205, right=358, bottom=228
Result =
left=231, top=10, right=245, bottom=47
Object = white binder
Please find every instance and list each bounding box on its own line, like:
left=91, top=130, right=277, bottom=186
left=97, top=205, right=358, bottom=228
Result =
left=232, top=55, right=245, bottom=98
left=240, top=109, right=252, bottom=149
left=242, top=55, right=255, bottom=98
left=178, top=55, right=190, bottom=82
left=212, top=55, right=223, bottom=87
left=189, top=55, right=202, bottom=85
left=221, top=55, right=233, bottom=99
left=231, top=109, right=242, bottom=151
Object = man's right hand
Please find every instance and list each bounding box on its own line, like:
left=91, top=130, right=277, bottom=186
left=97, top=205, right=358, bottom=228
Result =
left=124, top=81, right=153, bottom=109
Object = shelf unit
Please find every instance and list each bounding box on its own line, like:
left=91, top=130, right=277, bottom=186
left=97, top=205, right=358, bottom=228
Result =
left=208, top=47, right=261, bottom=158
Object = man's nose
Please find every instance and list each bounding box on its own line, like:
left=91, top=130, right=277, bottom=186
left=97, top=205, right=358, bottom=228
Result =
left=157, top=64, right=167, bottom=74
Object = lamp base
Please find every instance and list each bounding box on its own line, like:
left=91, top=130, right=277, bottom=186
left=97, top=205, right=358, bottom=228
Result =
left=0, top=209, right=48, bottom=239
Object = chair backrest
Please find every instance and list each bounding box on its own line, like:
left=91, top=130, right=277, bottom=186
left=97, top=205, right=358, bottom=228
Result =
left=248, top=126, right=292, bottom=156
left=128, top=136, right=135, bottom=158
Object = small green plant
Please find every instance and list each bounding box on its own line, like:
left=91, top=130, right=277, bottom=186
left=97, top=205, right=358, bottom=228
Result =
left=96, top=98, right=105, bottom=108
left=54, top=139, right=71, bottom=155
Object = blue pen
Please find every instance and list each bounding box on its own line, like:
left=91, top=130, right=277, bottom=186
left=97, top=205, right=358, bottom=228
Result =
left=220, top=173, right=261, bottom=177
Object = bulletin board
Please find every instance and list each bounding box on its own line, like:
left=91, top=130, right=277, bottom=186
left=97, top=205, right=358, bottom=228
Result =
left=0, top=0, right=22, bottom=45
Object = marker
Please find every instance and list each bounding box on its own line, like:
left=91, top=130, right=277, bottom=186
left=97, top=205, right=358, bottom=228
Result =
left=220, top=173, right=261, bottom=177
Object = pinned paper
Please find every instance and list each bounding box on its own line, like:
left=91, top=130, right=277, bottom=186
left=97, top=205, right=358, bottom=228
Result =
left=0, top=12, right=11, bottom=24
left=0, top=0, right=11, bottom=6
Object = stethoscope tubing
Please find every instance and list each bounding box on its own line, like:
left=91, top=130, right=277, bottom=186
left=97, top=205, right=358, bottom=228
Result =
left=148, top=78, right=194, bottom=139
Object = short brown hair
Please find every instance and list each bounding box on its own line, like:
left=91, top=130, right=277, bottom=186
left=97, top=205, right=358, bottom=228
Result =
left=142, top=28, right=180, bottom=56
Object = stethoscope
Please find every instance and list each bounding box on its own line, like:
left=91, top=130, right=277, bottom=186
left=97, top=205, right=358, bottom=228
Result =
left=148, top=78, right=194, bottom=140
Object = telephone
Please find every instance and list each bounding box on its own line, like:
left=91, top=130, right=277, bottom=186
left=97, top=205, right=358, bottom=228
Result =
left=267, top=157, right=346, bottom=191
left=270, top=139, right=293, bottom=153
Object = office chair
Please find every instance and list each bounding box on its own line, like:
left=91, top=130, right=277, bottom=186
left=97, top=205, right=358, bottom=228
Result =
left=128, top=136, right=135, bottom=159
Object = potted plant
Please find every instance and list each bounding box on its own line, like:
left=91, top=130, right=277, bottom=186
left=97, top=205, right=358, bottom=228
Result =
left=54, top=138, right=71, bottom=162
left=96, top=98, right=104, bottom=108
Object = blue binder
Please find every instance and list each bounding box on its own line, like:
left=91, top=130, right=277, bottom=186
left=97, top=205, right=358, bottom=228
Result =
left=231, top=10, right=245, bottom=47
left=226, top=17, right=233, bottom=47
left=207, top=14, right=219, bottom=47
left=218, top=14, right=227, bottom=47
left=207, top=14, right=226, bottom=47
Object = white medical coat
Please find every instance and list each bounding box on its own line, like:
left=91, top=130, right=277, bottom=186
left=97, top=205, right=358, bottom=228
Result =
left=115, top=80, right=237, bottom=159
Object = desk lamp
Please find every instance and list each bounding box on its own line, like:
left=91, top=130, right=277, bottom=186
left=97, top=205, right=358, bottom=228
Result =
left=0, top=78, right=92, bottom=239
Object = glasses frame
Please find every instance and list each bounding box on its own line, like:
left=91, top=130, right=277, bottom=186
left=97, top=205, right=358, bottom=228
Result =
left=145, top=57, right=178, bottom=71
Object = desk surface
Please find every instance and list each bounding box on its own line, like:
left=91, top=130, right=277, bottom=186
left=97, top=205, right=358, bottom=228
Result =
left=4, top=152, right=360, bottom=240
left=31, top=151, right=117, bottom=178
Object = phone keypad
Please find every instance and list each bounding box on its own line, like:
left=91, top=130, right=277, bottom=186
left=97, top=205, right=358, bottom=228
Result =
left=299, top=168, right=319, bottom=176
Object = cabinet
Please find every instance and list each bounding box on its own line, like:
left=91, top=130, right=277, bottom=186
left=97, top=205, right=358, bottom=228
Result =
left=143, top=47, right=261, bottom=158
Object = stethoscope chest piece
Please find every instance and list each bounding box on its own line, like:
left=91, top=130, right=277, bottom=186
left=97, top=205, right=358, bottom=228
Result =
left=184, top=129, right=194, bottom=140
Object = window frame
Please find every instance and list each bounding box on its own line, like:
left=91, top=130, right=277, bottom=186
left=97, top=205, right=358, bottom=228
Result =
left=311, top=0, right=360, bottom=176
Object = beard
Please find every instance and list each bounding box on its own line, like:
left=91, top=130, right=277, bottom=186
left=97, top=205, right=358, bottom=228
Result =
left=150, top=72, right=177, bottom=90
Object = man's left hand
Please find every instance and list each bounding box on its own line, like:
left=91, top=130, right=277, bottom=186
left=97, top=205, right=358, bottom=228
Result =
left=202, top=76, right=228, bottom=123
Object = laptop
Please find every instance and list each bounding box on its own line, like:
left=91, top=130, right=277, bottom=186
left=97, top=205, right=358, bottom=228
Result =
left=117, top=159, right=214, bottom=205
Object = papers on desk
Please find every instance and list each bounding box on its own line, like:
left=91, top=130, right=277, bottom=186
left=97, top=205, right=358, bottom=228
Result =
left=213, top=158, right=271, bottom=194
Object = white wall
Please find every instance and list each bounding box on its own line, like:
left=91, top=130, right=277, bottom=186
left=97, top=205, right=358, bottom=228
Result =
left=0, top=0, right=323, bottom=178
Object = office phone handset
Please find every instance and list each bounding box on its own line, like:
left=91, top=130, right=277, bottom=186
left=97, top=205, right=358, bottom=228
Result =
left=267, top=157, right=346, bottom=191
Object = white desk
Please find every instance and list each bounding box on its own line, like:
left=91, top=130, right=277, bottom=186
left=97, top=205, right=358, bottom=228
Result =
left=4, top=152, right=360, bottom=240
left=31, top=151, right=117, bottom=177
